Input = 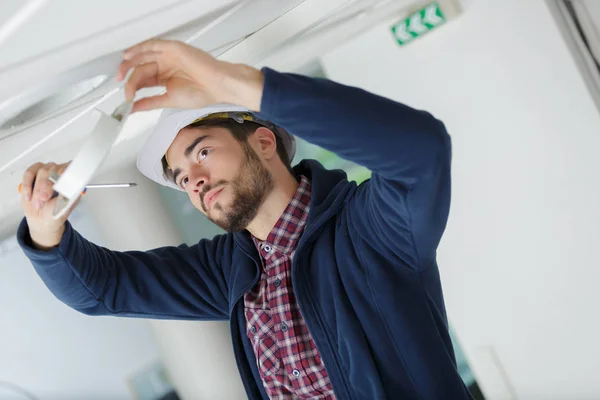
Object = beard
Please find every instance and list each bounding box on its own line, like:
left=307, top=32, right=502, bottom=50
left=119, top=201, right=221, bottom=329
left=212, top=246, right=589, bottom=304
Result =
left=201, top=143, right=274, bottom=232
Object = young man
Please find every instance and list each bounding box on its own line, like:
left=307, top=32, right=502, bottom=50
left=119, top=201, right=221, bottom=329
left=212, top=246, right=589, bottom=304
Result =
left=18, top=40, right=471, bottom=399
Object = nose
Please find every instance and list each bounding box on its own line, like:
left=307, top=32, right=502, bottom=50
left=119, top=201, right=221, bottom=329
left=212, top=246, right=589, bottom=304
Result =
left=188, top=165, right=209, bottom=193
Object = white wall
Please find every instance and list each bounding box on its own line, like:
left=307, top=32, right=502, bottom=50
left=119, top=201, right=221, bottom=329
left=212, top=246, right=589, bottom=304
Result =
left=0, top=204, right=160, bottom=400
left=320, top=1, right=600, bottom=399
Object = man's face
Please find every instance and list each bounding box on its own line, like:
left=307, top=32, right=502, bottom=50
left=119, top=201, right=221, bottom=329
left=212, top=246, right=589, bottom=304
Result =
left=166, top=126, right=274, bottom=232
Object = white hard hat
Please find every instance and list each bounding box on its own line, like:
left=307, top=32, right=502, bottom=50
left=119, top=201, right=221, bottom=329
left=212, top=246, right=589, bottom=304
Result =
left=137, top=104, right=296, bottom=190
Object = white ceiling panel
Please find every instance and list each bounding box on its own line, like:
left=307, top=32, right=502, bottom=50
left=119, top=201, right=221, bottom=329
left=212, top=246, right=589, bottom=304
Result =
left=0, top=0, right=198, bottom=68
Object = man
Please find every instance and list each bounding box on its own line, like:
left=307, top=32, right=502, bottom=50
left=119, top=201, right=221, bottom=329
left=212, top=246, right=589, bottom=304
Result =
left=18, top=39, right=470, bottom=399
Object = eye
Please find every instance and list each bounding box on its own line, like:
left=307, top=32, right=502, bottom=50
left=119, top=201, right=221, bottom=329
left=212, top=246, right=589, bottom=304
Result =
left=180, top=176, right=189, bottom=189
left=198, top=148, right=212, bottom=161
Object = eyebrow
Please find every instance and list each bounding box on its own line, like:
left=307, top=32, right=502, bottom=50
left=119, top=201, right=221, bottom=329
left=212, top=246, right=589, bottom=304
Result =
left=171, top=134, right=210, bottom=185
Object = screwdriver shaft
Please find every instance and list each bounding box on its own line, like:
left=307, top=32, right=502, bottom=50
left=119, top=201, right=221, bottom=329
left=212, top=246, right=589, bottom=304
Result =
left=18, top=179, right=137, bottom=196
left=85, top=183, right=137, bottom=189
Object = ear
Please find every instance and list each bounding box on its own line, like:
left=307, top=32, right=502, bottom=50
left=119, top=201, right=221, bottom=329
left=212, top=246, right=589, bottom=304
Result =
left=252, top=127, right=278, bottom=160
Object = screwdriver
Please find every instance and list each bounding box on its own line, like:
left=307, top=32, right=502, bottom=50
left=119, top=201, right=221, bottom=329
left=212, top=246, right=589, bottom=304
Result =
left=18, top=180, right=137, bottom=197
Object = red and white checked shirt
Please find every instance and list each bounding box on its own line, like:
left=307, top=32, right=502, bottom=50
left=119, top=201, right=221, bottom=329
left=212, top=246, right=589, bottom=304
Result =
left=245, top=176, right=336, bottom=399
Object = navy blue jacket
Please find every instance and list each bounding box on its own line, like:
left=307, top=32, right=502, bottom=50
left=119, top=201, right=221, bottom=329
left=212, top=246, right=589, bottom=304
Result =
left=18, top=68, right=471, bottom=399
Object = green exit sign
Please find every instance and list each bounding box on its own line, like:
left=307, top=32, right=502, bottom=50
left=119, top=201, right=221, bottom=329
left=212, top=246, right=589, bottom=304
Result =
left=391, top=2, right=446, bottom=46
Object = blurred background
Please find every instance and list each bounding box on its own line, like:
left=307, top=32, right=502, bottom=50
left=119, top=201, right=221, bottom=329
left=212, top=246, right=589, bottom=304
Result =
left=1, top=0, right=599, bottom=399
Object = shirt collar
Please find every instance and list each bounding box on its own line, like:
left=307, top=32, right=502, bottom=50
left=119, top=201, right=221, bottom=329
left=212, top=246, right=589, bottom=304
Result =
left=252, top=175, right=311, bottom=256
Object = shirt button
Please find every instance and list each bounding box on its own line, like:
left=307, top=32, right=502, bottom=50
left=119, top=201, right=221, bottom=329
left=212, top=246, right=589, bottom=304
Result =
left=280, top=322, right=288, bottom=331
left=250, top=326, right=256, bottom=334
left=264, top=245, right=272, bottom=253
left=292, top=369, right=300, bottom=377
left=274, top=279, right=281, bottom=287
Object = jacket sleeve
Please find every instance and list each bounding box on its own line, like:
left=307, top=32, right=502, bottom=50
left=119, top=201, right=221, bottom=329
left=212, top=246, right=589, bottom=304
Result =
left=17, top=218, right=231, bottom=319
left=259, top=68, right=451, bottom=270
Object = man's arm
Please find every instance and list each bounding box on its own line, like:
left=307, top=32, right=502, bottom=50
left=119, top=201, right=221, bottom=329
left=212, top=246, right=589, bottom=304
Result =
left=18, top=219, right=231, bottom=319
left=118, top=40, right=449, bottom=269
left=257, top=69, right=451, bottom=270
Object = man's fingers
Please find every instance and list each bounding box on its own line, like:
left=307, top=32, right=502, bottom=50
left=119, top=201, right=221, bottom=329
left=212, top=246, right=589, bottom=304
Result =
left=123, top=38, right=172, bottom=60
left=21, top=162, right=44, bottom=201
left=39, top=164, right=58, bottom=202
left=131, top=93, right=170, bottom=113
left=57, top=162, right=70, bottom=175
left=124, top=62, right=160, bottom=101
left=128, top=75, right=165, bottom=104
left=116, top=51, right=162, bottom=81
left=31, top=167, right=53, bottom=209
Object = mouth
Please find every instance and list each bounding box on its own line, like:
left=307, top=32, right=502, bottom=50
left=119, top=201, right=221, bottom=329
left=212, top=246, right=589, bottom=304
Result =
left=204, top=187, right=224, bottom=210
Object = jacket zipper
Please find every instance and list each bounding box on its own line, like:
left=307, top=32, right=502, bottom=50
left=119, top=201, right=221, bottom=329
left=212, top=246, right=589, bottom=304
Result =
left=292, top=221, right=353, bottom=400
left=231, top=238, right=262, bottom=313
left=229, top=240, right=265, bottom=399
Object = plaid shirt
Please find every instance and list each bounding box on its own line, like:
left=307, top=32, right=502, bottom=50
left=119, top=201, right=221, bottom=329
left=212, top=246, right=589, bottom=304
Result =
left=245, top=176, right=336, bottom=399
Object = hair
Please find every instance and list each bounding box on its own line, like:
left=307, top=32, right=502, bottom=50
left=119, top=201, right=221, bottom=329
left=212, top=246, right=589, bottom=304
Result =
left=161, top=118, right=293, bottom=184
